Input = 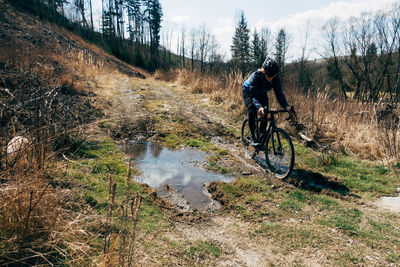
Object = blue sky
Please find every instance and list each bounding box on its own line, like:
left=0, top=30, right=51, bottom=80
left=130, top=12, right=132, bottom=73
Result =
left=158, top=0, right=399, bottom=60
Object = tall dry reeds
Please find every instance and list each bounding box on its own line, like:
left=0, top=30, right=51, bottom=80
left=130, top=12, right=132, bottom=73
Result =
left=101, top=160, right=143, bottom=266
left=0, top=162, right=97, bottom=265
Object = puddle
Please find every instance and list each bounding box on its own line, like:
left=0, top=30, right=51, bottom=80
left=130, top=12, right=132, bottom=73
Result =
left=376, top=188, right=400, bottom=213
left=122, top=140, right=233, bottom=212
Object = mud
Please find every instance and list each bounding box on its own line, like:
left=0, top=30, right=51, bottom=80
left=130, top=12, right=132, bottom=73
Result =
left=122, top=140, right=233, bottom=212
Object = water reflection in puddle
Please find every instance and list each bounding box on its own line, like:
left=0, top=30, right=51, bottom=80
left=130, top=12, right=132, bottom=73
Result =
left=122, top=140, right=233, bottom=211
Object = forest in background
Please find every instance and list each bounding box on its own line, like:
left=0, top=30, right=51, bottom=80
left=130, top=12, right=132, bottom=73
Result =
left=6, top=0, right=400, bottom=104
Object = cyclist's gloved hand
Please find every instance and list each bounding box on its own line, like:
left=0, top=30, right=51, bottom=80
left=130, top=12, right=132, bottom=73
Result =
left=257, top=107, right=265, bottom=117
left=286, top=106, right=296, bottom=119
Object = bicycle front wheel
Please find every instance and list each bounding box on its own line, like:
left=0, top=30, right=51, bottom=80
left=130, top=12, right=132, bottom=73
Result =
left=265, top=128, right=294, bottom=179
left=241, top=118, right=256, bottom=159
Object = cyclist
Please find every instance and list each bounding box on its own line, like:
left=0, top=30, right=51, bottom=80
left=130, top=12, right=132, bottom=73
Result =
left=242, top=57, right=294, bottom=146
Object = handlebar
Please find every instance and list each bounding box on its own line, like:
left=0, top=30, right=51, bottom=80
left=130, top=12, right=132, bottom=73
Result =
left=260, top=106, right=297, bottom=121
left=268, top=109, right=289, bottom=115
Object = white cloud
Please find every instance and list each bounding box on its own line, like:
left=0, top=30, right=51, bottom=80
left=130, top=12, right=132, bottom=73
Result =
left=170, top=15, right=190, bottom=23
left=212, top=18, right=235, bottom=57
left=253, top=0, right=399, bottom=60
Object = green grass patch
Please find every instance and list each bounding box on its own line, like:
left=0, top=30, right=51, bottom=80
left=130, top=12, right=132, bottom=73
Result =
left=187, top=241, right=222, bottom=260
left=67, top=136, right=168, bottom=234
left=279, top=199, right=303, bottom=213
left=318, top=207, right=362, bottom=235
left=254, top=222, right=324, bottom=251
left=337, top=250, right=362, bottom=265
left=294, top=141, right=399, bottom=198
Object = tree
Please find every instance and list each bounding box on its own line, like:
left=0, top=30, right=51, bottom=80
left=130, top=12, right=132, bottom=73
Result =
left=231, top=11, right=250, bottom=76
left=198, top=24, right=211, bottom=72
left=126, top=0, right=142, bottom=45
left=143, top=0, right=163, bottom=67
left=74, top=0, right=88, bottom=28
left=259, top=27, right=271, bottom=62
left=208, top=35, right=223, bottom=73
left=88, top=0, right=93, bottom=30
left=180, top=27, right=186, bottom=67
left=274, top=28, right=290, bottom=82
left=322, top=17, right=347, bottom=99
left=251, top=29, right=263, bottom=68
left=102, top=0, right=115, bottom=39
left=297, top=21, right=313, bottom=92
left=190, top=28, right=196, bottom=70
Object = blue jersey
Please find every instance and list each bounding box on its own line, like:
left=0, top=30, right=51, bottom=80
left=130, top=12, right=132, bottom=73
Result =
left=242, top=70, right=289, bottom=109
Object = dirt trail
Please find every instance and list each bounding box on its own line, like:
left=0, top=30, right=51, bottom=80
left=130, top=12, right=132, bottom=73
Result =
left=103, top=76, right=328, bottom=266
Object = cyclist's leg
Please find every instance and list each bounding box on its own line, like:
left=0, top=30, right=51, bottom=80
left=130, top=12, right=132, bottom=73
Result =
left=258, top=95, right=269, bottom=132
left=242, top=90, right=257, bottom=143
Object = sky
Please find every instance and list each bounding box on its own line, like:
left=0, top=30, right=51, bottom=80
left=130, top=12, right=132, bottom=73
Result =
left=157, top=0, right=400, bottom=61
left=85, top=0, right=399, bottom=61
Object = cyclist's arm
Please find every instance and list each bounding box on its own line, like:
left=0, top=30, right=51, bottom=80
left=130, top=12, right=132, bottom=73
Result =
left=272, top=76, right=290, bottom=110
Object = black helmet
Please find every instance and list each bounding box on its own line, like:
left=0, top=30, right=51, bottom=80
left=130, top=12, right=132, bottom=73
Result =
left=262, top=57, right=279, bottom=77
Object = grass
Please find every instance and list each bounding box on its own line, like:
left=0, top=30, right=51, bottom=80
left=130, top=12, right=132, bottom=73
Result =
left=294, top=141, right=400, bottom=199
left=66, top=135, right=169, bottom=234
left=144, top=74, right=400, bottom=264
left=210, top=167, right=400, bottom=264
left=187, top=241, right=222, bottom=260
left=319, top=207, right=362, bottom=235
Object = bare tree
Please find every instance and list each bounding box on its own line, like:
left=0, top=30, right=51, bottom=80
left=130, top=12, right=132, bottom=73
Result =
left=180, top=27, right=186, bottom=68
left=197, top=24, right=211, bottom=72
left=208, top=34, right=223, bottom=73
left=260, top=27, right=272, bottom=60
left=190, top=28, right=197, bottom=70
left=297, top=21, right=313, bottom=92
left=322, top=17, right=347, bottom=99
left=390, top=3, right=400, bottom=102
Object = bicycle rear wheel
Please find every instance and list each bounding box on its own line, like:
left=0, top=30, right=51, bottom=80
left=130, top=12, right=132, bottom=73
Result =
left=241, top=119, right=256, bottom=159
left=265, top=128, right=294, bottom=179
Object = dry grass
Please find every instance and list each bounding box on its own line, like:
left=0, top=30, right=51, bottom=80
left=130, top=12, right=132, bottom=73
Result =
left=157, top=68, right=400, bottom=162
left=0, top=165, right=95, bottom=265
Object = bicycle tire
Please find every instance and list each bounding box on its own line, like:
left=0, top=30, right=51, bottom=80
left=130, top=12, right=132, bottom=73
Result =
left=264, top=128, right=294, bottom=179
left=241, top=119, right=256, bottom=159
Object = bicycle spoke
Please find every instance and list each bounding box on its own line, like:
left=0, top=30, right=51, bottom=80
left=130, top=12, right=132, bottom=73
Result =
left=265, top=128, right=294, bottom=179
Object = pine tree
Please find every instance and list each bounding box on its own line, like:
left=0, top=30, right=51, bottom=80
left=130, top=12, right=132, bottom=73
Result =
left=251, top=29, right=263, bottom=68
left=126, top=0, right=142, bottom=45
left=231, top=11, right=250, bottom=75
left=274, top=28, right=289, bottom=81
left=143, top=0, right=163, bottom=67
left=74, top=0, right=88, bottom=28
left=102, top=0, right=115, bottom=39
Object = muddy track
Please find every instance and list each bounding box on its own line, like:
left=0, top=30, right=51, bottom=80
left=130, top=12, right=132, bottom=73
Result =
left=108, top=78, right=354, bottom=200
left=104, top=78, right=348, bottom=266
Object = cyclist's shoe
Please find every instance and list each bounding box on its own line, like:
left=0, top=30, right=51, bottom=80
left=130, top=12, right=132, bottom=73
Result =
left=251, top=137, right=260, bottom=147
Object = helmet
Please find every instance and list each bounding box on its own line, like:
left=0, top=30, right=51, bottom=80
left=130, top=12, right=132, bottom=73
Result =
left=262, top=58, right=279, bottom=77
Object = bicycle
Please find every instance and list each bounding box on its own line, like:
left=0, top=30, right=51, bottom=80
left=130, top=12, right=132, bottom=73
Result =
left=241, top=107, right=295, bottom=179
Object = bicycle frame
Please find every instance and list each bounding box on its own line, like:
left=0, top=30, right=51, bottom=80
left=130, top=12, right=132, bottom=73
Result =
left=254, top=110, right=287, bottom=154
left=241, top=108, right=295, bottom=178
